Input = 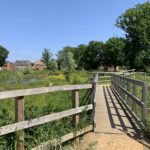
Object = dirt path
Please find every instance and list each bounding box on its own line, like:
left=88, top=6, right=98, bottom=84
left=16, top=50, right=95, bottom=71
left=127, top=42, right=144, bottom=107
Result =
left=65, top=132, right=149, bottom=150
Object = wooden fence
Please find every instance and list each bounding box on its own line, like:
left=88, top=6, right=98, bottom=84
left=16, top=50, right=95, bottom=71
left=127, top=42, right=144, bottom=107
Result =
left=0, top=74, right=99, bottom=150
left=111, top=73, right=149, bottom=128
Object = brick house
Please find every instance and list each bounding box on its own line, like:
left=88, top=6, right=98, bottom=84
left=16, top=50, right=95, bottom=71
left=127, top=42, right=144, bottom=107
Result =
left=2, top=62, right=16, bottom=70
left=33, top=60, right=46, bottom=70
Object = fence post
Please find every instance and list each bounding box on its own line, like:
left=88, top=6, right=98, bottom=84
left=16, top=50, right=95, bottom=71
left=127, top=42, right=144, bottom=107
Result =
left=142, top=82, right=148, bottom=124
left=90, top=74, right=98, bottom=130
left=15, top=96, right=25, bottom=150
left=133, top=84, right=137, bottom=114
left=72, top=90, right=79, bottom=127
left=127, top=81, right=131, bottom=105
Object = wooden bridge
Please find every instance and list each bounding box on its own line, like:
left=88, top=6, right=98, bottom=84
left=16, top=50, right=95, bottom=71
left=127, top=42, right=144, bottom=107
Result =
left=0, top=71, right=150, bottom=150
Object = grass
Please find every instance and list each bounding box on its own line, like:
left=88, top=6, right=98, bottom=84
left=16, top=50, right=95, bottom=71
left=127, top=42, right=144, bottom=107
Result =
left=0, top=70, right=92, bottom=149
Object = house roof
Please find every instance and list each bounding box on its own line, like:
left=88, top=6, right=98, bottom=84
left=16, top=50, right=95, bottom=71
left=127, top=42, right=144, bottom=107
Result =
left=34, top=60, right=45, bottom=65
left=15, top=60, right=31, bottom=66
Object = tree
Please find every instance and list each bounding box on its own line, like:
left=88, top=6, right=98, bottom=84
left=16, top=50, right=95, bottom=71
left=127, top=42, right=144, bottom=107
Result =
left=57, top=46, right=76, bottom=70
left=57, top=50, right=76, bottom=81
left=73, top=44, right=87, bottom=69
left=0, top=45, right=9, bottom=67
left=41, top=48, right=53, bottom=69
left=104, top=37, right=125, bottom=71
left=48, top=59, right=58, bottom=71
left=116, top=2, right=150, bottom=70
left=82, top=41, right=104, bottom=70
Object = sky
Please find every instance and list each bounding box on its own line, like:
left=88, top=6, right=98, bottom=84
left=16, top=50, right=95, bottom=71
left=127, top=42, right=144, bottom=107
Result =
left=0, top=0, right=148, bottom=62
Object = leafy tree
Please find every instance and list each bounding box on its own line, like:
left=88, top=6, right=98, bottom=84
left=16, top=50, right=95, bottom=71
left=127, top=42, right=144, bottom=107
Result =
left=73, top=44, right=87, bottom=69
left=57, top=46, right=76, bottom=70
left=48, top=59, right=58, bottom=71
left=57, top=50, right=76, bottom=81
left=41, top=48, right=53, bottom=69
left=116, top=2, right=150, bottom=69
left=104, top=37, right=125, bottom=71
left=0, top=45, right=9, bottom=67
left=82, top=41, right=104, bottom=70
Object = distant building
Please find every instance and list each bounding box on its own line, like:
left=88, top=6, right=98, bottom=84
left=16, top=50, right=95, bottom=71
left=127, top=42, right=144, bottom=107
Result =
left=33, top=60, right=46, bottom=70
left=2, top=62, right=16, bottom=70
left=15, top=60, right=31, bottom=70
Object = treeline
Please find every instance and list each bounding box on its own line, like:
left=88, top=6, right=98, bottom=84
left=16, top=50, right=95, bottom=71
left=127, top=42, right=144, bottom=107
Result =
left=43, top=2, right=150, bottom=72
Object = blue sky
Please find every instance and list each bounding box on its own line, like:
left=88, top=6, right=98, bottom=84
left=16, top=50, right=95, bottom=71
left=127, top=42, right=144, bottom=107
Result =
left=0, top=0, right=147, bottom=62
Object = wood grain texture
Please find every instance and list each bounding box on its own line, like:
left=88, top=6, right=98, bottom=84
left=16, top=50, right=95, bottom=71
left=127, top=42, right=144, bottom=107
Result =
left=15, top=96, right=25, bottom=150
left=72, top=90, right=79, bottom=127
left=0, top=105, right=93, bottom=136
left=0, top=84, right=92, bottom=99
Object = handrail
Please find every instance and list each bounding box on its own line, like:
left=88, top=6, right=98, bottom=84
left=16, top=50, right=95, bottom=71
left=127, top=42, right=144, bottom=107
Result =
left=111, top=73, right=148, bottom=127
left=112, top=73, right=145, bottom=86
left=0, top=105, right=93, bottom=136
left=0, top=84, right=92, bottom=99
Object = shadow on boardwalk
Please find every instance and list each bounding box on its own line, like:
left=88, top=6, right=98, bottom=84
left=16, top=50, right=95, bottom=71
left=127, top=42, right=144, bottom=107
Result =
left=102, top=85, right=150, bottom=148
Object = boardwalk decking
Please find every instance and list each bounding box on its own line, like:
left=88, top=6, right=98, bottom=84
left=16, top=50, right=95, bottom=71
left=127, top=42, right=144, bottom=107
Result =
left=95, top=85, right=135, bottom=135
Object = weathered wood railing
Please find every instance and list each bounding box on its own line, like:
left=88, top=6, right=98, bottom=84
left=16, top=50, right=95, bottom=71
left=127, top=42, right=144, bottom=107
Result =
left=111, top=73, right=149, bottom=128
left=0, top=75, right=99, bottom=150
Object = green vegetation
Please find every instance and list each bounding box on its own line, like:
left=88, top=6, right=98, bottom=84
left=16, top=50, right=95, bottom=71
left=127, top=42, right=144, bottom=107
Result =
left=0, top=70, right=92, bottom=149
left=42, top=48, right=53, bottom=69
left=0, top=45, right=9, bottom=67
left=116, top=2, right=150, bottom=70
left=104, top=37, right=125, bottom=71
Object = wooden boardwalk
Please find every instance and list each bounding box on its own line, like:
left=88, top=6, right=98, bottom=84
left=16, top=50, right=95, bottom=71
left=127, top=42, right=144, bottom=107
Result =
left=95, top=85, right=136, bottom=135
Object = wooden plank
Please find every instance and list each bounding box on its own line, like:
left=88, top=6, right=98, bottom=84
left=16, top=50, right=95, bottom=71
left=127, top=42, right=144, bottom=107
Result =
left=31, top=125, right=93, bottom=150
left=111, top=80, right=144, bottom=107
left=0, top=105, right=93, bottom=136
left=133, top=84, right=137, bottom=114
left=112, top=74, right=145, bottom=86
left=0, top=84, right=92, bottom=100
left=15, top=96, right=25, bottom=150
left=127, top=81, right=131, bottom=105
left=141, top=83, right=148, bottom=124
left=72, top=90, right=79, bottom=127
left=90, top=74, right=98, bottom=128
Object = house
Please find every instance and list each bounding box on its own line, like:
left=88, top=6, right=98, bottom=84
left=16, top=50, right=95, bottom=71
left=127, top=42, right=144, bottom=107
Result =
left=33, top=60, right=46, bottom=70
left=2, top=62, right=16, bottom=70
left=15, top=60, right=31, bottom=70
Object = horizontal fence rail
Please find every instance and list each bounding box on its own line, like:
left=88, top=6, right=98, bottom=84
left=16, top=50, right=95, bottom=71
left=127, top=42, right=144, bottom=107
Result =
left=0, top=84, right=92, bottom=99
left=111, top=73, right=148, bottom=128
left=0, top=105, right=93, bottom=136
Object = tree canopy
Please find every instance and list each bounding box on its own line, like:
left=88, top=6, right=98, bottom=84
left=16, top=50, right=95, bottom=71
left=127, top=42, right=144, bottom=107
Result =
left=41, top=48, right=53, bottom=69
left=0, top=45, right=9, bottom=67
left=116, top=2, right=150, bottom=70
left=82, top=41, right=104, bottom=70
left=73, top=44, right=87, bottom=69
left=104, top=37, right=125, bottom=71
